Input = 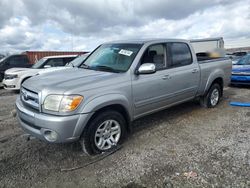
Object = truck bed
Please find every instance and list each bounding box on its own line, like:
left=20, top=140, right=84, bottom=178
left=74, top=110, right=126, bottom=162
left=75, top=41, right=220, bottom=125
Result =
left=197, top=57, right=232, bottom=96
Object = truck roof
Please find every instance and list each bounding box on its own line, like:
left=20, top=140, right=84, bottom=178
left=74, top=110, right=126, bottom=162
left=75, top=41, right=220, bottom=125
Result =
left=105, top=38, right=190, bottom=44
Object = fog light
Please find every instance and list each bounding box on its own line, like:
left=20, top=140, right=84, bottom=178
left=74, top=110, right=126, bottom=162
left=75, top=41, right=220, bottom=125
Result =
left=44, top=130, right=58, bottom=142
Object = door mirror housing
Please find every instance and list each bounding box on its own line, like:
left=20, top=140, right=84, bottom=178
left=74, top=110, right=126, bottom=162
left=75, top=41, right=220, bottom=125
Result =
left=137, top=63, right=156, bottom=74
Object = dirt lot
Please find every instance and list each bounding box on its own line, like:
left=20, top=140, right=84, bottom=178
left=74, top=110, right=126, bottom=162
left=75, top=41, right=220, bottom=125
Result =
left=0, top=86, right=250, bottom=188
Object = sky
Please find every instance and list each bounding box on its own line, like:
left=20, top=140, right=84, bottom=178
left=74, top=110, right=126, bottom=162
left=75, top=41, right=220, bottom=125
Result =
left=0, top=0, right=250, bottom=54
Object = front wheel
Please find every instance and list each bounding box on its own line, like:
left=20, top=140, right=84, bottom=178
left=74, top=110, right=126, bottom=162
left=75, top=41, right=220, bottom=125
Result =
left=80, top=110, right=126, bottom=155
left=200, top=83, right=222, bottom=108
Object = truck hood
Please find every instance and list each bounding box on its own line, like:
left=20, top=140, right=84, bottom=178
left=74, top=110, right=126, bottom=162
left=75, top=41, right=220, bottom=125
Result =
left=5, top=68, right=35, bottom=74
left=22, top=68, right=128, bottom=94
left=232, top=65, right=250, bottom=72
left=37, top=67, right=69, bottom=75
left=5, top=67, right=70, bottom=76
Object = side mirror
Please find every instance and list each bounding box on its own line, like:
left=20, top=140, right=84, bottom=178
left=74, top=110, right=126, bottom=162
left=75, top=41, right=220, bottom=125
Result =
left=44, top=65, right=51, bottom=68
left=137, top=63, right=156, bottom=74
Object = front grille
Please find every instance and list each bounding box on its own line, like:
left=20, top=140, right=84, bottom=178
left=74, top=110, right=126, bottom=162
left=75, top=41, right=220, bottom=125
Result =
left=20, top=87, right=40, bottom=111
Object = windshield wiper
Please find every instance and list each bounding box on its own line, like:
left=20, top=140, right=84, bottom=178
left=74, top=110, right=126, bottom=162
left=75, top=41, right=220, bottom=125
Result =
left=68, top=62, right=75, bottom=67
left=80, top=64, right=91, bottom=69
left=94, top=65, right=121, bottom=73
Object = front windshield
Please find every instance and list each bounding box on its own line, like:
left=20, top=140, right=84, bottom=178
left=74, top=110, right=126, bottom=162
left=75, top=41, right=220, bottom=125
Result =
left=236, top=55, right=250, bottom=65
left=0, top=56, right=7, bottom=63
left=81, top=43, right=142, bottom=72
left=66, top=54, right=89, bottom=67
left=32, top=58, right=47, bottom=68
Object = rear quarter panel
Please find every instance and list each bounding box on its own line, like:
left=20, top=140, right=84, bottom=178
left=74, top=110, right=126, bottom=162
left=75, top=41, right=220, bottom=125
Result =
left=198, top=58, right=232, bottom=96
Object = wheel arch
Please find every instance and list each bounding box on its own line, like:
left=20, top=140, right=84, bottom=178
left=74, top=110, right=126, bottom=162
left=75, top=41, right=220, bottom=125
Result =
left=86, top=104, right=132, bottom=133
left=204, top=74, right=224, bottom=96
left=76, top=94, right=133, bottom=138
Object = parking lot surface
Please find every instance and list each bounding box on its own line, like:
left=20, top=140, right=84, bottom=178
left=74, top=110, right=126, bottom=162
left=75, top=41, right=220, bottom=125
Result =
left=0, top=87, right=250, bottom=188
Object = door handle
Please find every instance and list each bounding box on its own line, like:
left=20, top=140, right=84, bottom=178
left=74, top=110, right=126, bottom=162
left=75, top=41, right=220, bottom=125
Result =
left=162, top=75, right=171, bottom=80
left=192, top=68, right=199, bottom=73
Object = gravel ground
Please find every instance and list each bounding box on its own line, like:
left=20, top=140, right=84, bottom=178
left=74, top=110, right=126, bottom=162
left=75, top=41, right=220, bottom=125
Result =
left=0, top=86, right=250, bottom=188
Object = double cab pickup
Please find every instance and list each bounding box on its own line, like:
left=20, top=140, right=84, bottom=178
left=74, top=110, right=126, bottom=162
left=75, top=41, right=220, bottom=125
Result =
left=16, top=39, right=232, bottom=155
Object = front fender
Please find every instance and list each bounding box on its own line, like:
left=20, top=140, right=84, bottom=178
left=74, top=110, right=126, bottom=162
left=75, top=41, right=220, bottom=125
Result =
left=80, top=93, right=132, bottom=120
left=18, top=74, right=35, bottom=88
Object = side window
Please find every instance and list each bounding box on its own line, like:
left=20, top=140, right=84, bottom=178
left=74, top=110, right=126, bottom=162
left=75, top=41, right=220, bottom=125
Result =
left=63, top=57, right=75, bottom=65
left=141, top=44, right=165, bottom=70
left=9, top=56, right=28, bottom=66
left=168, top=43, right=192, bottom=68
left=43, top=58, right=64, bottom=67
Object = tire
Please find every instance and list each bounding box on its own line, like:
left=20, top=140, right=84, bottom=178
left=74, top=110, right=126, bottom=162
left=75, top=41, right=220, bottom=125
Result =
left=80, top=110, right=127, bottom=155
left=200, top=83, right=222, bottom=108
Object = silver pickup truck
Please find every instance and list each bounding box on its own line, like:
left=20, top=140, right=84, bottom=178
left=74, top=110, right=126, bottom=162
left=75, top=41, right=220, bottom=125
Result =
left=16, top=39, right=232, bottom=155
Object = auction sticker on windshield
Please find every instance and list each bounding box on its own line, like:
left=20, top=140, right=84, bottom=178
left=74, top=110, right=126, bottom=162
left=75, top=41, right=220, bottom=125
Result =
left=119, top=49, right=133, bottom=56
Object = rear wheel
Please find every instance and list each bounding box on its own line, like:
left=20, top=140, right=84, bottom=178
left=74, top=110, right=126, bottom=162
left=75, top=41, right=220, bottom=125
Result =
left=80, top=110, right=126, bottom=155
left=200, top=83, right=222, bottom=108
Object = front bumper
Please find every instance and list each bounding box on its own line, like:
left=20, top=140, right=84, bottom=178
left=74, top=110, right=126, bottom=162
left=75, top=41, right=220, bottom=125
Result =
left=231, top=75, right=250, bottom=85
left=16, top=97, right=93, bottom=143
left=3, top=78, right=19, bottom=90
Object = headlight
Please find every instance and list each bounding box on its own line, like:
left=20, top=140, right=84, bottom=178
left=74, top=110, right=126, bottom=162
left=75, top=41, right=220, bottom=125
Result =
left=4, top=74, right=18, bottom=80
left=43, top=95, right=83, bottom=112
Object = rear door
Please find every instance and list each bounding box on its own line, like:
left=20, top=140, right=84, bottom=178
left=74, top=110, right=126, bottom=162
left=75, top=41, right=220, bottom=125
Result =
left=164, top=42, right=200, bottom=102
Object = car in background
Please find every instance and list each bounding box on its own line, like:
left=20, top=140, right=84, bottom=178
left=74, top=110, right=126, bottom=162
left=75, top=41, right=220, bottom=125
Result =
left=3, top=55, right=78, bottom=90
left=0, top=51, right=86, bottom=87
left=231, top=54, right=250, bottom=85
left=0, top=54, right=32, bottom=86
left=227, top=51, right=248, bottom=65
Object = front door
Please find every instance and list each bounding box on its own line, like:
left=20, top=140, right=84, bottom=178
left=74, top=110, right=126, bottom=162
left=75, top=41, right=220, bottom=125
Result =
left=132, top=44, right=171, bottom=118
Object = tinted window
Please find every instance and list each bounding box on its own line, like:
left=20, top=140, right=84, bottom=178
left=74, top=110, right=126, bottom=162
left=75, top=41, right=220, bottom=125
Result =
left=141, top=44, right=165, bottom=70
left=43, top=58, right=64, bottom=67
left=63, top=57, right=76, bottom=64
left=168, top=43, right=192, bottom=67
left=9, top=56, right=28, bottom=66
